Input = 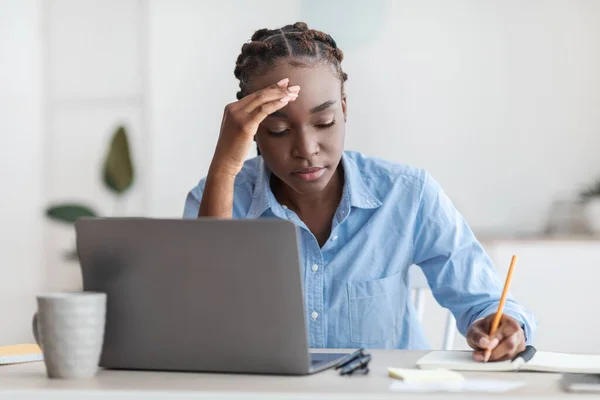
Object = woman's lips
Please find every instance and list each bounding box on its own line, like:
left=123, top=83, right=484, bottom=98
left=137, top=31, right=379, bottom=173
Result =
left=292, top=167, right=326, bottom=182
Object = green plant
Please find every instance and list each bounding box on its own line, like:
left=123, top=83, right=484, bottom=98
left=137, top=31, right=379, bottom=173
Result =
left=45, top=125, right=135, bottom=260
left=581, top=179, right=600, bottom=201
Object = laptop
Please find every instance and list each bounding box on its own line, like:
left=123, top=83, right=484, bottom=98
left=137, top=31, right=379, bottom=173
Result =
left=75, top=217, right=348, bottom=375
left=563, top=373, right=600, bottom=393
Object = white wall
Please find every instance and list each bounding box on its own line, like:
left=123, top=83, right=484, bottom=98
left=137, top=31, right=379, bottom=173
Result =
left=0, top=0, right=147, bottom=343
left=488, top=241, right=600, bottom=354
left=0, top=0, right=44, bottom=344
left=417, top=241, right=600, bottom=353
left=148, top=0, right=600, bottom=234
left=148, top=0, right=600, bottom=353
left=145, top=0, right=600, bottom=354
left=2, top=0, right=600, bottom=351
left=147, top=0, right=302, bottom=217
left=43, top=0, right=147, bottom=292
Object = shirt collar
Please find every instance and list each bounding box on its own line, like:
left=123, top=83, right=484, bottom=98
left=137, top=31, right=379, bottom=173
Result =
left=340, top=152, right=382, bottom=210
left=245, top=152, right=382, bottom=219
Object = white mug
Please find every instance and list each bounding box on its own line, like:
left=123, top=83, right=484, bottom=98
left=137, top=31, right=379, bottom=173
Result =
left=32, top=292, right=107, bottom=379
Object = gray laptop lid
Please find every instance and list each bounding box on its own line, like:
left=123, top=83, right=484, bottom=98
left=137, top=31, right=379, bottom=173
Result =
left=75, top=218, right=313, bottom=375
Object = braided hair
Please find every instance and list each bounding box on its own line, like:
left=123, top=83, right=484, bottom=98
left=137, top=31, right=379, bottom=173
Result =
left=234, top=23, right=347, bottom=156
left=234, top=22, right=348, bottom=100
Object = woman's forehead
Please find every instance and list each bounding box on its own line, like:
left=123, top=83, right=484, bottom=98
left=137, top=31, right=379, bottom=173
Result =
left=249, top=61, right=341, bottom=98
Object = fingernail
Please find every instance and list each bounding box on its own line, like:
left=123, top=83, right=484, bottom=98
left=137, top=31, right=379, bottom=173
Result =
left=474, top=353, right=484, bottom=362
left=488, top=338, right=499, bottom=349
left=479, top=337, right=490, bottom=348
left=277, top=78, right=289, bottom=87
left=287, top=92, right=298, bottom=99
left=280, top=96, right=290, bottom=102
left=287, top=85, right=300, bottom=92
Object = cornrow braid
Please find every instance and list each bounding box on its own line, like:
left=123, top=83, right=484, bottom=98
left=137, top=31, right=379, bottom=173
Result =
left=234, top=22, right=348, bottom=101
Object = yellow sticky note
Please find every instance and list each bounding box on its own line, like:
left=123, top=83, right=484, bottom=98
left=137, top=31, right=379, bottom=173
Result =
left=388, top=367, right=464, bottom=383
left=0, top=344, right=43, bottom=365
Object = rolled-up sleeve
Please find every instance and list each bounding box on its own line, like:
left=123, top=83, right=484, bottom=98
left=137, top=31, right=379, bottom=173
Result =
left=182, top=180, right=206, bottom=219
left=411, top=171, right=536, bottom=344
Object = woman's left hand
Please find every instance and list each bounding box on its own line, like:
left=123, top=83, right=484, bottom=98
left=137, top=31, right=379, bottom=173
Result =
left=466, top=314, right=526, bottom=362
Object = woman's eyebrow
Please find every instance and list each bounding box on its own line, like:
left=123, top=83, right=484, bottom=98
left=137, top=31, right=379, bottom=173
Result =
left=310, top=100, right=336, bottom=114
left=267, top=100, right=337, bottom=119
left=269, top=110, right=287, bottom=118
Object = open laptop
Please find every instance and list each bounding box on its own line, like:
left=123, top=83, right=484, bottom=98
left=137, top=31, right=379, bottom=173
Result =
left=75, top=218, right=348, bottom=375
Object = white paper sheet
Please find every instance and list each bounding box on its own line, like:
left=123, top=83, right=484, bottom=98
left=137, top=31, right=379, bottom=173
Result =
left=388, top=367, right=464, bottom=382
left=389, top=379, right=526, bottom=393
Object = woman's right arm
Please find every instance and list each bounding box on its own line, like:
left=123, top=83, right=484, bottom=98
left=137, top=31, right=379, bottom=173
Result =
left=198, top=78, right=300, bottom=218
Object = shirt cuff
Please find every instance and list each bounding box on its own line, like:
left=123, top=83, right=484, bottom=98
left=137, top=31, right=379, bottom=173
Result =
left=502, top=310, right=535, bottom=345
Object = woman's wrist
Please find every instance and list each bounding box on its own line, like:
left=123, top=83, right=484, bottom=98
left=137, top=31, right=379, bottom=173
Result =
left=207, top=158, right=242, bottom=181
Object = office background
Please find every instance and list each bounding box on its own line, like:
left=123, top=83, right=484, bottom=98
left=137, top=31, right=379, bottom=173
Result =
left=1, top=0, right=600, bottom=352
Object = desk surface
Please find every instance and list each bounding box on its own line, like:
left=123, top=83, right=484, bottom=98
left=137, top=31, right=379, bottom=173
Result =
left=0, top=350, right=587, bottom=399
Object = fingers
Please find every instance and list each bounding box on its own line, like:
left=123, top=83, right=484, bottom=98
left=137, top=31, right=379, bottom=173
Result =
left=246, top=97, right=294, bottom=132
left=466, top=324, right=486, bottom=350
left=221, top=77, right=301, bottom=139
left=466, top=319, right=498, bottom=350
left=468, top=320, right=498, bottom=362
left=469, top=315, right=526, bottom=363
left=240, top=78, right=301, bottom=114
left=472, top=350, right=486, bottom=362
left=488, top=330, right=525, bottom=361
left=488, top=319, right=526, bottom=361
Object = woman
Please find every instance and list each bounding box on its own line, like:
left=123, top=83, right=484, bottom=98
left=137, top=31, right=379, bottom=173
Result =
left=183, top=22, right=535, bottom=361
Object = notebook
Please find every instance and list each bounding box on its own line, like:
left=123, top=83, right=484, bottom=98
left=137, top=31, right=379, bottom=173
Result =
left=0, top=344, right=43, bottom=365
left=417, top=346, right=600, bottom=374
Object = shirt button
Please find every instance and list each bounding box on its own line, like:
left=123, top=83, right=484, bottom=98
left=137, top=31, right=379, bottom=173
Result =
left=311, top=311, right=319, bottom=320
left=331, top=236, right=338, bottom=241
left=311, top=264, right=319, bottom=272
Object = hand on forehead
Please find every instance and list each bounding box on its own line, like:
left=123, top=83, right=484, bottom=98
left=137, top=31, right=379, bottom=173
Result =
left=251, top=61, right=342, bottom=98
left=249, top=62, right=343, bottom=120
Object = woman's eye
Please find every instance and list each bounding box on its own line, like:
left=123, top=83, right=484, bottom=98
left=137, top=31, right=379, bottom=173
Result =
left=267, top=128, right=290, bottom=137
left=316, top=120, right=336, bottom=129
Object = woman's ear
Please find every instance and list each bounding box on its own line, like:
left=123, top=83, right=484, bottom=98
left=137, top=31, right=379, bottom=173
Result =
left=341, top=93, right=347, bottom=122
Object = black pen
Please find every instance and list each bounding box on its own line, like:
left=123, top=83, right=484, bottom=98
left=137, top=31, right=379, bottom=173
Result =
left=340, top=354, right=371, bottom=376
left=335, top=348, right=364, bottom=370
left=513, top=345, right=537, bottom=362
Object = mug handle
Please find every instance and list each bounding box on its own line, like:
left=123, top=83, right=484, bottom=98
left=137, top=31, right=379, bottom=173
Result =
left=32, top=313, right=41, bottom=347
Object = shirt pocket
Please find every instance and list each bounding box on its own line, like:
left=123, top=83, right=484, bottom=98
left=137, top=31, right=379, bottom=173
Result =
left=347, top=271, right=403, bottom=345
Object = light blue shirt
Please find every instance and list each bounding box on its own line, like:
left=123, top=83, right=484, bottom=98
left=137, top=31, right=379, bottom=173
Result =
left=183, top=151, right=536, bottom=349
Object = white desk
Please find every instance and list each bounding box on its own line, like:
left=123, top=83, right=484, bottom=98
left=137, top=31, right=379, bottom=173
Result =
left=0, top=350, right=588, bottom=399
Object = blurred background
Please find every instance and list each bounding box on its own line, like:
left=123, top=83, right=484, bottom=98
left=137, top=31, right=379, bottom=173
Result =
left=2, top=0, right=600, bottom=352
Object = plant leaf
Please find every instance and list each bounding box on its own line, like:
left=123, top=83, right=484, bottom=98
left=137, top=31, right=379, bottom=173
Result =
left=103, top=125, right=134, bottom=194
left=64, top=248, right=79, bottom=261
left=581, top=180, right=600, bottom=199
left=46, top=204, right=98, bottom=224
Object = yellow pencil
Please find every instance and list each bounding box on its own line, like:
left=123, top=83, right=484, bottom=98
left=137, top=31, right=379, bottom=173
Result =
left=484, top=255, right=518, bottom=363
